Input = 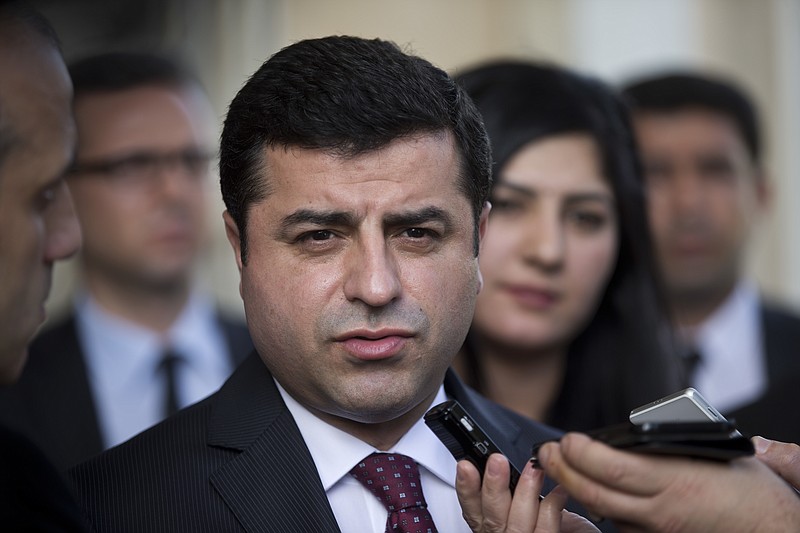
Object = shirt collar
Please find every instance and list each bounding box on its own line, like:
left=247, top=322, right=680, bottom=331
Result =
left=693, top=280, right=760, bottom=357
left=75, top=290, right=228, bottom=377
left=275, top=380, right=457, bottom=491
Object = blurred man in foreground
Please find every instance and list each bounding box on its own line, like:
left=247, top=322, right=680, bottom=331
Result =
left=0, top=52, right=251, bottom=472
left=0, top=0, right=85, bottom=528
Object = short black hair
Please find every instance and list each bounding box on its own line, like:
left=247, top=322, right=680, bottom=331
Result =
left=0, top=0, right=61, bottom=51
left=68, top=52, right=200, bottom=99
left=621, top=71, right=761, bottom=164
left=220, top=36, right=491, bottom=263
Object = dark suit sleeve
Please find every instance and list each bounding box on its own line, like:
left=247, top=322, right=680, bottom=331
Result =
left=0, top=424, right=88, bottom=531
left=68, top=354, right=341, bottom=533
left=0, top=316, right=104, bottom=473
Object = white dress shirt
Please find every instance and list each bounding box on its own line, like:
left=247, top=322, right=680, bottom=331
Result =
left=276, top=381, right=472, bottom=533
left=687, top=280, right=767, bottom=413
left=75, top=291, right=234, bottom=448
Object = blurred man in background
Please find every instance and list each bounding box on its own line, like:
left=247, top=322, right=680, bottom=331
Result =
left=0, top=52, right=251, bottom=472
left=623, top=72, right=800, bottom=442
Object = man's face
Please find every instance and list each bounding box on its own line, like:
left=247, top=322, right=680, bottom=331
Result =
left=68, top=85, right=212, bottom=291
left=635, top=108, right=765, bottom=303
left=0, top=29, right=81, bottom=383
left=225, top=133, right=487, bottom=442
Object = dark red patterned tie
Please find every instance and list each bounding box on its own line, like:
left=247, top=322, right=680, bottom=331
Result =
left=350, top=453, right=438, bottom=533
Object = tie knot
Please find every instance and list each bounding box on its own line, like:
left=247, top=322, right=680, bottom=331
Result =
left=350, top=453, right=437, bottom=532
left=683, top=346, right=703, bottom=384
left=351, top=453, right=423, bottom=512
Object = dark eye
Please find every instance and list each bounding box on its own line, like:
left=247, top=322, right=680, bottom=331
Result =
left=569, top=211, right=607, bottom=231
left=181, top=150, right=212, bottom=175
left=309, top=230, right=333, bottom=241
left=106, top=155, right=156, bottom=178
left=405, top=228, right=429, bottom=239
left=698, top=158, right=735, bottom=183
left=643, top=161, right=672, bottom=184
left=36, top=183, right=58, bottom=210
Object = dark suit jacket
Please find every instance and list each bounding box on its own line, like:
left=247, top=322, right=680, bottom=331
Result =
left=0, top=423, right=88, bottom=532
left=68, top=354, right=580, bottom=533
left=0, top=312, right=252, bottom=473
left=726, top=302, right=800, bottom=443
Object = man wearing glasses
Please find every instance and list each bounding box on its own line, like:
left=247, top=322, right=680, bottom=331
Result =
left=0, top=52, right=251, bottom=473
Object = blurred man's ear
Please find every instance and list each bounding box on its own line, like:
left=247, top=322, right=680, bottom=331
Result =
left=475, top=201, right=491, bottom=294
left=477, top=201, right=491, bottom=253
left=755, top=169, right=771, bottom=213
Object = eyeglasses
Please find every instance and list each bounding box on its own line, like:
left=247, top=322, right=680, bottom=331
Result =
left=68, top=148, right=213, bottom=190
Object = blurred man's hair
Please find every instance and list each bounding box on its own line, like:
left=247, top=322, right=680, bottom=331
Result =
left=622, top=71, right=761, bottom=164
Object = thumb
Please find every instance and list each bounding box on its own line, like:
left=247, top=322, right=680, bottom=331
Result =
left=753, top=436, right=800, bottom=489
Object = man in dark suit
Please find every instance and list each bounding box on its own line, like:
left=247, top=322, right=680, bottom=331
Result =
left=0, top=0, right=86, bottom=529
left=67, top=36, right=598, bottom=532
left=0, top=52, right=252, bottom=472
left=622, top=72, right=800, bottom=443
left=0, top=311, right=251, bottom=472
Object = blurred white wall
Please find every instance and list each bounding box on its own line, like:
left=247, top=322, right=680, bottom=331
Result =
left=42, top=0, right=800, bottom=317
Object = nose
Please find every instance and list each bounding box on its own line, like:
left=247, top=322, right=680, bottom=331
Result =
left=44, top=181, right=82, bottom=263
left=668, top=171, right=705, bottom=215
left=522, top=207, right=564, bottom=272
left=342, top=234, right=402, bottom=308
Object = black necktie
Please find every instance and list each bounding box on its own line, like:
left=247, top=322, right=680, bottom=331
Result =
left=683, top=347, right=703, bottom=386
left=158, top=349, right=183, bottom=418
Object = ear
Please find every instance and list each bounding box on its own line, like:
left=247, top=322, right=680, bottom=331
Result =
left=754, top=169, right=771, bottom=213
left=477, top=201, right=491, bottom=253
left=222, top=210, right=244, bottom=298
left=475, top=201, right=491, bottom=294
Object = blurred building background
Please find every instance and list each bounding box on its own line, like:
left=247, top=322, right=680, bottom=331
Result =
left=33, top=0, right=800, bottom=317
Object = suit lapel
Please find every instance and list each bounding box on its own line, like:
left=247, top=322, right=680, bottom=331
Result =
left=207, top=353, right=340, bottom=533
left=443, top=369, right=524, bottom=455
left=443, top=368, right=560, bottom=493
left=760, top=304, right=800, bottom=383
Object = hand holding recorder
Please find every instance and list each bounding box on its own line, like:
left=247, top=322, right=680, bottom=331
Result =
left=533, top=388, right=754, bottom=464
left=425, top=400, right=600, bottom=532
left=429, top=390, right=800, bottom=532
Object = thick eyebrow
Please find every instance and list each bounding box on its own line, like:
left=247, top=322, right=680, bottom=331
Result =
left=277, top=206, right=455, bottom=238
left=278, top=209, right=357, bottom=238
left=383, top=206, right=454, bottom=230
left=564, top=192, right=615, bottom=206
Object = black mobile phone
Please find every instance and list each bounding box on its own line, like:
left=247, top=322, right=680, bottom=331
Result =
left=424, top=399, right=521, bottom=494
left=532, top=420, right=754, bottom=465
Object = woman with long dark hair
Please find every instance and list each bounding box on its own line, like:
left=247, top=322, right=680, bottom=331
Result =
left=453, top=61, right=682, bottom=431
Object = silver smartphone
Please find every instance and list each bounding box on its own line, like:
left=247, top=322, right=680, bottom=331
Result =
left=629, top=387, right=727, bottom=425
